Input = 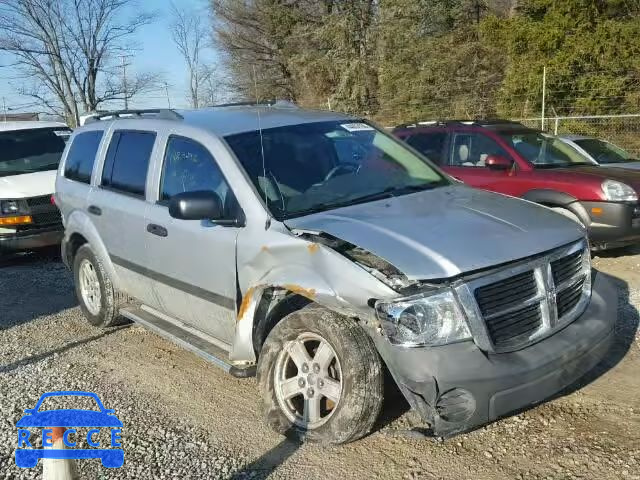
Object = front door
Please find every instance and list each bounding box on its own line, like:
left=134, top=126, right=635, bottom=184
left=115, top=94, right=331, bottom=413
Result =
left=443, top=132, right=522, bottom=197
left=144, top=135, right=240, bottom=344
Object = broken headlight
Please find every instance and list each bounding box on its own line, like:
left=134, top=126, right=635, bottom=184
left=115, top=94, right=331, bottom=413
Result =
left=375, top=289, right=471, bottom=347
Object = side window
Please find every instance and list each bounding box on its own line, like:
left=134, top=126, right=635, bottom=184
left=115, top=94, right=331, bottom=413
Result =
left=406, top=132, right=447, bottom=165
left=64, top=131, right=104, bottom=183
left=450, top=133, right=509, bottom=167
left=101, top=131, right=156, bottom=197
left=160, top=136, right=234, bottom=217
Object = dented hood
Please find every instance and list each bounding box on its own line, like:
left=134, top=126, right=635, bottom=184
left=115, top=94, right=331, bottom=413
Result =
left=285, top=185, right=584, bottom=281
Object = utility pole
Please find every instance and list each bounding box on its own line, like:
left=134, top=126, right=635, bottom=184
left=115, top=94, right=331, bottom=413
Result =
left=120, top=55, right=132, bottom=110
left=541, top=65, right=547, bottom=131
left=165, top=83, right=171, bottom=109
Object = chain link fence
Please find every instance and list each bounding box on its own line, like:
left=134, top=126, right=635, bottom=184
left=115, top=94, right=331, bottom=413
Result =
left=516, top=114, right=640, bottom=157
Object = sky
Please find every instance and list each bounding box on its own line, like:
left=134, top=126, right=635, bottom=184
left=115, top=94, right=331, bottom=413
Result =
left=0, top=0, right=217, bottom=116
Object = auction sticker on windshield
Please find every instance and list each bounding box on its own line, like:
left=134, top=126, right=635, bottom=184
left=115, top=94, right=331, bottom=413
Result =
left=15, top=391, right=124, bottom=469
left=341, top=123, right=374, bottom=132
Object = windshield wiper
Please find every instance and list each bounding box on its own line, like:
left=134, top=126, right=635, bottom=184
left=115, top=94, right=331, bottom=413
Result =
left=283, top=183, right=441, bottom=219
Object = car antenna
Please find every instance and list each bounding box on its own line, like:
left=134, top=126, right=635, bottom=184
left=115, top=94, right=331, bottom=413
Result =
left=253, top=65, right=271, bottom=230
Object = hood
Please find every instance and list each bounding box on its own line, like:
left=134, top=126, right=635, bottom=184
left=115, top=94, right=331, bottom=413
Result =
left=598, top=162, right=640, bottom=171
left=553, top=165, right=640, bottom=191
left=285, top=186, right=585, bottom=281
left=0, top=170, right=56, bottom=199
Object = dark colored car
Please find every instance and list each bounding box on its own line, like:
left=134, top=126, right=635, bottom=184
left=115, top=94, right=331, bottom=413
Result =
left=394, top=120, right=640, bottom=250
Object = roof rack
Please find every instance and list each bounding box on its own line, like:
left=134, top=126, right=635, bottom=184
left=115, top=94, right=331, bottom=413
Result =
left=394, top=119, right=524, bottom=129
left=84, top=109, right=183, bottom=124
left=209, top=99, right=297, bottom=109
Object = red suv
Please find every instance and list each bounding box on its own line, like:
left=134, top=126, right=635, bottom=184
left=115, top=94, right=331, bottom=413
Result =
left=394, top=120, right=640, bottom=249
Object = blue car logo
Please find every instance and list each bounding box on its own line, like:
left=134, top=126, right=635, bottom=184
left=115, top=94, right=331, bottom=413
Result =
left=15, top=391, right=123, bottom=468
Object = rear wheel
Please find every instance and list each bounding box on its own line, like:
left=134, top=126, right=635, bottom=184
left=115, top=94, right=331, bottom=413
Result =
left=257, top=305, right=384, bottom=444
left=73, top=245, right=130, bottom=327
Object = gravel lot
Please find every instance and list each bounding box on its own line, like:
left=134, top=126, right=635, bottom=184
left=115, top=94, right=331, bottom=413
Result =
left=0, top=248, right=638, bottom=479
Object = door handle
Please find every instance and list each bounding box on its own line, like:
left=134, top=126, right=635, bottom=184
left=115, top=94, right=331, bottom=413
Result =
left=88, top=205, right=102, bottom=216
left=147, top=223, right=168, bottom=237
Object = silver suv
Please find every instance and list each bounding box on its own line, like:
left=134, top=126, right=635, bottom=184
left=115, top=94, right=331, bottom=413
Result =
left=55, top=105, right=616, bottom=444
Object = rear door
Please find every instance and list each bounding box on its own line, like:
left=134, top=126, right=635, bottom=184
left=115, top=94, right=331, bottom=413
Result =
left=144, top=134, right=240, bottom=344
left=403, top=130, right=449, bottom=167
left=87, top=130, right=157, bottom=304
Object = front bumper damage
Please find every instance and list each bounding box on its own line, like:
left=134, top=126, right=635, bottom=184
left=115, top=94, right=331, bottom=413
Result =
left=375, top=271, right=616, bottom=437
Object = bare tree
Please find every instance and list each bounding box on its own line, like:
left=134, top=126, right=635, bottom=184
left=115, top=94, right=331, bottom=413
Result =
left=0, top=0, right=160, bottom=126
left=170, top=2, right=215, bottom=108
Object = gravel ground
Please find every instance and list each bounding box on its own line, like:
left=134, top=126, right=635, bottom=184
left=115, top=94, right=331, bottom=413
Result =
left=0, top=248, right=639, bottom=479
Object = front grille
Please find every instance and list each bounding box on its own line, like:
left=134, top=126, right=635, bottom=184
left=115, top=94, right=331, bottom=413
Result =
left=557, top=278, right=585, bottom=318
left=459, top=241, right=591, bottom=353
left=475, top=271, right=537, bottom=316
left=32, top=211, right=62, bottom=225
left=485, top=303, right=542, bottom=347
left=474, top=271, right=542, bottom=348
left=551, top=250, right=583, bottom=285
left=26, top=195, right=53, bottom=207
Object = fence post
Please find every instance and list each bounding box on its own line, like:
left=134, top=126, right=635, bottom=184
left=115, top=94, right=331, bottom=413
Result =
left=554, top=117, right=559, bottom=135
left=541, top=66, right=547, bottom=131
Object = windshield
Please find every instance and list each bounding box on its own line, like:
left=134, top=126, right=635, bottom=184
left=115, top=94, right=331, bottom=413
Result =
left=0, top=127, right=70, bottom=178
left=499, top=130, right=596, bottom=168
left=225, top=120, right=449, bottom=219
left=574, top=138, right=636, bottom=164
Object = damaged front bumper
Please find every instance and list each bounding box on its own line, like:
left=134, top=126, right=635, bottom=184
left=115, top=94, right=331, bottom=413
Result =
left=376, top=271, right=616, bottom=437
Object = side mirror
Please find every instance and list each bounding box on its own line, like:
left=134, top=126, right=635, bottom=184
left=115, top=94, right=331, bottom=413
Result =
left=485, top=155, right=513, bottom=170
left=169, top=191, right=224, bottom=221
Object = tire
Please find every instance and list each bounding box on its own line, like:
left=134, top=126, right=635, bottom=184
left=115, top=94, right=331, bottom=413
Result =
left=257, top=305, right=384, bottom=444
left=73, top=244, right=130, bottom=328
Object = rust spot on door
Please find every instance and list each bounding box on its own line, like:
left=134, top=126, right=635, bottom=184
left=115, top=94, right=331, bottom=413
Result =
left=307, top=243, right=319, bottom=254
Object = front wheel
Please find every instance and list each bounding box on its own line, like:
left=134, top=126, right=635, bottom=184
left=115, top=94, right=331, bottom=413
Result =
left=257, top=305, right=384, bottom=444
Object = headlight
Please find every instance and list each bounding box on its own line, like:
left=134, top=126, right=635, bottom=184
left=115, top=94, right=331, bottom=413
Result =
left=375, top=289, right=472, bottom=347
left=1, top=199, right=22, bottom=215
left=601, top=180, right=638, bottom=202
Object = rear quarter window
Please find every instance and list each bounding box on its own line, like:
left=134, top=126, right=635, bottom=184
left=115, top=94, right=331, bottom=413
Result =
left=64, top=131, right=104, bottom=183
left=101, top=131, right=156, bottom=197
left=406, top=132, right=447, bottom=165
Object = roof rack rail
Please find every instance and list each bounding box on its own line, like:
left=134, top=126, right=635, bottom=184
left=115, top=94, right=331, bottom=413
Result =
left=209, top=99, right=297, bottom=109
left=84, top=109, right=183, bottom=124
left=394, top=118, right=524, bottom=129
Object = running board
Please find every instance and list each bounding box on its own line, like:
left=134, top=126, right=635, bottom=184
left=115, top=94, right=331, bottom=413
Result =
left=119, top=307, right=256, bottom=378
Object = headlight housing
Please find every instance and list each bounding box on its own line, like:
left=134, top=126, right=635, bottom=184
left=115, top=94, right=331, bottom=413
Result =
left=0, top=199, right=25, bottom=215
left=601, top=180, right=638, bottom=202
left=375, top=289, right=472, bottom=347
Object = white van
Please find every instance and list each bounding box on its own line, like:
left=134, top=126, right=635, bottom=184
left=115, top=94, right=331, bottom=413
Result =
left=0, top=121, right=71, bottom=254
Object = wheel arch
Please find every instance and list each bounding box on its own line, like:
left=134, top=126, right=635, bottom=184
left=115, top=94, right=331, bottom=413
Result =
left=522, top=189, right=591, bottom=226
left=230, top=264, right=378, bottom=364
left=63, top=210, right=120, bottom=286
